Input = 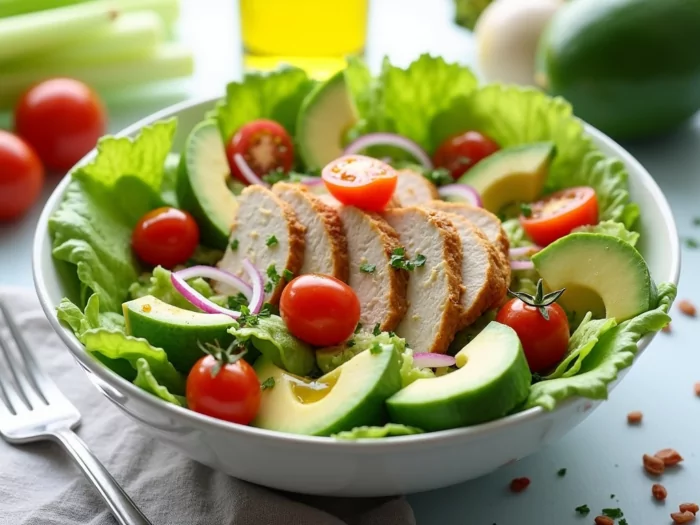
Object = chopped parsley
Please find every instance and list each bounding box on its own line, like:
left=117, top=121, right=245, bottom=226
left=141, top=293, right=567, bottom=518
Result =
left=264, top=264, right=280, bottom=293
left=390, top=247, right=427, bottom=271
left=685, top=237, right=699, bottom=249
left=557, top=468, right=567, bottom=477
left=369, top=341, right=382, bottom=354
left=230, top=238, right=239, bottom=250
left=574, top=505, right=590, bottom=516
left=227, top=292, right=248, bottom=310
left=360, top=262, right=376, bottom=273
left=266, top=235, right=278, bottom=247
left=346, top=339, right=356, bottom=348
left=413, top=253, right=427, bottom=268
left=261, top=168, right=288, bottom=185
left=261, top=377, right=275, bottom=390
left=423, top=167, right=453, bottom=187
left=610, top=494, right=615, bottom=499
left=520, top=203, right=533, bottom=218
left=264, top=282, right=273, bottom=293
left=388, top=331, right=396, bottom=337
left=693, top=217, right=700, bottom=226
left=619, top=519, right=628, bottom=525
left=531, top=372, right=544, bottom=384
left=238, top=305, right=259, bottom=326
left=282, top=269, right=294, bottom=281
left=602, top=508, right=623, bottom=519
left=373, top=323, right=381, bottom=336
left=354, top=323, right=363, bottom=334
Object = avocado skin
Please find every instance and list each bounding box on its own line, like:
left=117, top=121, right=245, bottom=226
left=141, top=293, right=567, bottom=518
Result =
left=538, top=0, right=700, bottom=140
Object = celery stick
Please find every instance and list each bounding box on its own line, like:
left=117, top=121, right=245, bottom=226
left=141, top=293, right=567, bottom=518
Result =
left=114, top=0, right=179, bottom=26
left=0, top=44, right=194, bottom=110
left=3, top=11, right=164, bottom=70
left=0, top=2, right=119, bottom=62
left=0, top=0, right=93, bottom=19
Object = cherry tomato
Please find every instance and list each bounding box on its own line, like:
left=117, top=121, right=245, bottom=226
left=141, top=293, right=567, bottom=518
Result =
left=280, top=274, right=361, bottom=347
left=495, top=280, right=570, bottom=373
left=0, top=130, right=44, bottom=222
left=433, top=131, right=500, bottom=180
left=15, top=78, right=106, bottom=172
left=321, top=155, right=398, bottom=212
left=186, top=354, right=261, bottom=424
left=520, top=187, right=598, bottom=246
left=132, top=207, right=199, bottom=268
left=226, top=119, right=294, bottom=184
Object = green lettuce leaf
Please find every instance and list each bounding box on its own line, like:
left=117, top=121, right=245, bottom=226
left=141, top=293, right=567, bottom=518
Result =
left=133, top=358, right=186, bottom=407
left=398, top=348, right=436, bottom=387
left=544, top=313, right=617, bottom=380
left=128, top=266, right=214, bottom=311
left=332, top=423, right=424, bottom=440
left=574, top=220, right=640, bottom=247
left=229, top=315, right=315, bottom=376
left=213, top=67, right=315, bottom=142
left=526, top=282, right=677, bottom=410
left=57, top=295, right=125, bottom=340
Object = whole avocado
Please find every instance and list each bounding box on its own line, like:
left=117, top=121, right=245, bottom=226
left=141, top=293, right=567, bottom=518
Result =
left=537, top=0, right=700, bottom=140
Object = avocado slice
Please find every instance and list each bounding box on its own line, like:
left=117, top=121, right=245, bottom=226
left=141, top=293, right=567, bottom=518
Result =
left=123, top=295, right=237, bottom=374
left=296, top=70, right=358, bottom=171
left=252, top=345, right=402, bottom=436
left=532, top=232, right=652, bottom=323
left=177, top=119, right=238, bottom=249
left=457, top=142, right=555, bottom=213
left=386, top=322, right=531, bottom=431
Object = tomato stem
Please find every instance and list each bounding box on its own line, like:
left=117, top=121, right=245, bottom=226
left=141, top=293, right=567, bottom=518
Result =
left=507, top=279, right=565, bottom=321
left=198, top=340, right=246, bottom=377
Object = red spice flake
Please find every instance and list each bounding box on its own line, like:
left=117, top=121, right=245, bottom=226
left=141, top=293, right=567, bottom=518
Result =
left=678, top=299, right=697, bottom=317
left=509, top=477, right=530, bottom=493
left=671, top=510, right=696, bottom=523
left=652, top=483, right=667, bottom=501
left=680, top=503, right=700, bottom=515
left=655, top=448, right=684, bottom=467
left=594, top=516, right=614, bottom=525
left=627, top=411, right=643, bottom=425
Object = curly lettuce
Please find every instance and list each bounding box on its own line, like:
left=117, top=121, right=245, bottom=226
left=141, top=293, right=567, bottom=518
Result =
left=332, top=423, right=424, bottom=440
left=128, top=266, right=214, bottom=311
left=574, top=220, right=640, bottom=246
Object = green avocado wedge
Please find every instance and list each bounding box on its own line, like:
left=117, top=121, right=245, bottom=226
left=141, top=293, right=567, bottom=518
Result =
left=386, top=322, right=531, bottom=431
left=123, top=295, right=237, bottom=374
left=457, top=142, right=555, bottom=213
left=532, top=233, right=653, bottom=324
left=252, top=344, right=402, bottom=437
left=537, top=0, right=700, bottom=140
left=177, top=119, right=238, bottom=249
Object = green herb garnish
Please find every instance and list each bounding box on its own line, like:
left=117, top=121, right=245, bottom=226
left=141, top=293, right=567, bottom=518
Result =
left=266, top=235, right=278, bottom=247
left=227, top=292, right=248, bottom=310
left=413, top=254, right=427, bottom=268
left=265, top=264, right=280, bottom=293
left=369, top=342, right=382, bottom=354
left=574, top=505, right=590, bottom=516
left=619, top=519, right=628, bottom=525
left=261, top=377, right=275, bottom=390
left=360, top=262, right=376, bottom=273
left=230, top=238, right=239, bottom=250
left=283, top=269, right=294, bottom=281
left=602, top=508, right=623, bottom=519
left=610, top=494, right=615, bottom=499
left=390, top=247, right=427, bottom=271
left=685, top=237, right=699, bottom=249
left=346, top=339, right=356, bottom=348
left=354, top=323, right=363, bottom=334
left=423, top=167, right=453, bottom=187
left=557, top=468, right=567, bottom=477
left=693, top=217, right=700, bottom=226
left=373, top=323, right=381, bottom=336
left=520, top=203, right=533, bottom=218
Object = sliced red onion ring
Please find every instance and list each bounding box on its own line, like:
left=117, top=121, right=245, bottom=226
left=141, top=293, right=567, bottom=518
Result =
left=510, top=260, right=535, bottom=271
left=233, top=153, right=269, bottom=187
left=509, top=245, right=542, bottom=258
left=171, top=273, right=241, bottom=319
left=412, top=352, right=456, bottom=369
left=438, top=184, right=483, bottom=207
left=174, top=265, right=252, bottom=299
left=298, top=176, right=324, bottom=187
left=242, top=259, right=264, bottom=314
left=344, top=132, right=433, bottom=170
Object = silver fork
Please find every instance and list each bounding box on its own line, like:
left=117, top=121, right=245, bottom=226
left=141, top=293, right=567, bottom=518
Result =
left=0, top=301, right=152, bottom=525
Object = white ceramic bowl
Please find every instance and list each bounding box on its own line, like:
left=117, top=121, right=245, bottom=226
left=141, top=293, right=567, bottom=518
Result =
left=33, top=97, right=681, bottom=497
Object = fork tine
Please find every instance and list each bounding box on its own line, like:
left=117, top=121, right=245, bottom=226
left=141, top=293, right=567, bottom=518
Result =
left=0, top=345, right=29, bottom=415
left=0, top=377, right=18, bottom=416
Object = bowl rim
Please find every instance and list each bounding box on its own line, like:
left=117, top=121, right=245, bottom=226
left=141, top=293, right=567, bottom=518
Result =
left=32, top=95, right=681, bottom=451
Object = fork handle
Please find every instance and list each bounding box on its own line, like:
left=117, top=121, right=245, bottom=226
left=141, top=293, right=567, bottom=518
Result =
left=52, top=428, right=152, bottom=525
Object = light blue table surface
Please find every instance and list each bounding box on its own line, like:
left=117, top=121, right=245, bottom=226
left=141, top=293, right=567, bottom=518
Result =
left=1, top=1, right=699, bottom=523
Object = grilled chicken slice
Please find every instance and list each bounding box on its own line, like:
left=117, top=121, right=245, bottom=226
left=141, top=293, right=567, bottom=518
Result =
left=216, top=185, right=305, bottom=305
left=383, top=207, right=464, bottom=354
left=393, top=169, right=439, bottom=207
left=272, top=182, right=349, bottom=282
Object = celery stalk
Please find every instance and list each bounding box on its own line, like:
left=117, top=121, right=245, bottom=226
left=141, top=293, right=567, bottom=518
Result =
left=0, top=44, right=194, bottom=109
left=114, top=0, right=179, bottom=26
left=0, top=0, right=93, bottom=19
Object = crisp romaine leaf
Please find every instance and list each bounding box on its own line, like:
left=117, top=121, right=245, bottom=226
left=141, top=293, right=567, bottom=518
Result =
left=134, top=358, right=186, bottom=407
left=128, top=266, right=214, bottom=311
left=229, top=315, right=315, bottom=376
left=161, top=152, right=181, bottom=208
left=213, top=67, right=315, bottom=142
left=82, top=329, right=186, bottom=395
left=343, top=56, right=378, bottom=127
left=332, top=423, right=424, bottom=440
left=316, top=331, right=406, bottom=374
left=398, top=348, right=435, bottom=387
left=574, top=220, right=640, bottom=247
left=448, top=310, right=497, bottom=355
left=544, top=312, right=617, bottom=380
left=526, top=282, right=676, bottom=410
left=501, top=219, right=531, bottom=249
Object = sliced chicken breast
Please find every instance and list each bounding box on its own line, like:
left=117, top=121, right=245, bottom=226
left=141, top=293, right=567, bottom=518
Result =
left=393, top=169, right=439, bottom=207
left=272, top=182, right=349, bottom=282
left=383, top=207, right=464, bottom=354
left=217, top=185, right=305, bottom=305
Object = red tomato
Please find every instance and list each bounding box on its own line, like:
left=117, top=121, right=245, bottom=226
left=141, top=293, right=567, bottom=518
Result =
left=280, top=274, right=361, bottom=347
left=0, top=130, right=44, bottom=222
left=226, top=119, right=294, bottom=184
left=433, top=131, right=500, bottom=180
left=132, top=207, right=199, bottom=268
left=14, top=78, right=106, bottom=172
left=321, top=155, right=397, bottom=212
left=186, top=354, right=261, bottom=424
left=495, top=280, right=570, bottom=373
left=520, top=187, right=598, bottom=246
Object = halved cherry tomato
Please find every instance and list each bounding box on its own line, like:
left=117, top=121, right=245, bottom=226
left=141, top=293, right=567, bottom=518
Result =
left=15, top=78, right=106, bottom=171
left=433, top=131, right=500, bottom=180
left=495, top=280, right=569, bottom=373
left=226, top=119, right=294, bottom=184
left=186, top=354, right=261, bottom=424
left=520, top=187, right=598, bottom=246
left=132, top=207, right=199, bottom=268
left=0, top=131, right=44, bottom=222
left=280, top=274, right=361, bottom=347
left=321, top=155, right=397, bottom=211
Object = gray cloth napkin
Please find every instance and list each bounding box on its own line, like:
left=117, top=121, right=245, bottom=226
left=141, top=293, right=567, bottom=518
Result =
left=0, top=288, right=416, bottom=525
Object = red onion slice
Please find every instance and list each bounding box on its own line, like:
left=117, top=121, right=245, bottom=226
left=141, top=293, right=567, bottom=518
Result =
left=174, top=265, right=252, bottom=299
left=171, top=273, right=242, bottom=319
left=509, top=246, right=542, bottom=258
left=510, top=260, right=535, bottom=271
left=412, top=352, right=456, bottom=368
left=233, top=153, right=269, bottom=187
left=344, top=132, right=433, bottom=170
left=437, top=184, right=483, bottom=207
left=299, top=176, right=324, bottom=187
left=242, top=259, right=264, bottom=314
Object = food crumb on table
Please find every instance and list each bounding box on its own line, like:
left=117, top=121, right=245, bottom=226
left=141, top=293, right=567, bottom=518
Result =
left=652, top=483, right=667, bottom=501
left=627, top=410, right=643, bottom=424
left=678, top=299, right=697, bottom=317
left=694, top=382, right=700, bottom=397
left=671, top=510, right=696, bottom=523
left=643, top=454, right=665, bottom=476
left=655, top=448, right=684, bottom=466
left=679, top=503, right=699, bottom=515
left=594, top=516, right=614, bottom=525
left=509, top=477, right=530, bottom=493
left=662, top=322, right=672, bottom=333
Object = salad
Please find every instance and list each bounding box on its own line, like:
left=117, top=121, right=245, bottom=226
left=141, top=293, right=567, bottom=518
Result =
left=52, top=55, right=676, bottom=439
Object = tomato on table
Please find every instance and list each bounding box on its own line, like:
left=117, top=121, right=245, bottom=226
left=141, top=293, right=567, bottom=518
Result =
left=433, top=131, right=500, bottom=180
left=0, top=130, right=44, bottom=222
left=14, top=78, right=106, bottom=172
left=496, top=279, right=569, bottom=373
left=321, top=155, right=397, bottom=211
left=226, top=119, right=294, bottom=184
left=187, top=350, right=261, bottom=424
left=280, top=274, right=361, bottom=347
left=520, top=186, right=598, bottom=246
left=132, top=207, right=199, bottom=268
